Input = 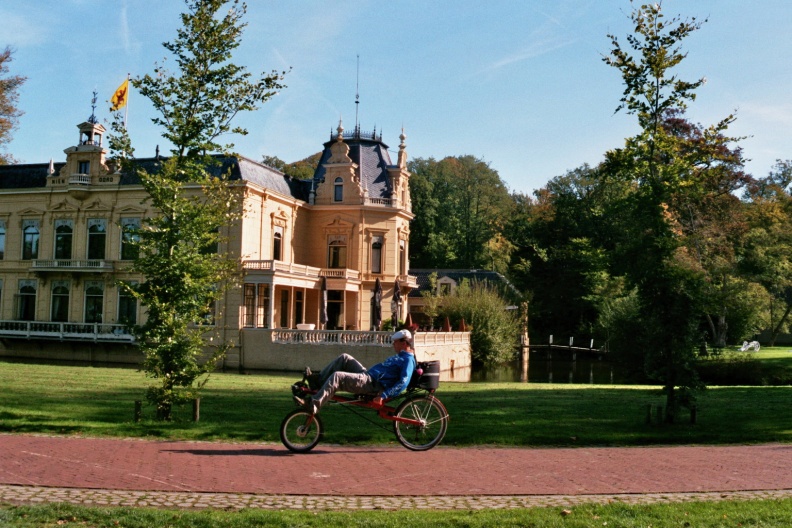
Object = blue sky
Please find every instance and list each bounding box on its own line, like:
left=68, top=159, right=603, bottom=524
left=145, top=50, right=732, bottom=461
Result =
left=1, top=0, right=790, bottom=195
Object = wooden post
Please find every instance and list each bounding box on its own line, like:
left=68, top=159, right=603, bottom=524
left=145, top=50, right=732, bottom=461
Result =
left=520, top=301, right=529, bottom=382
left=134, top=400, right=142, bottom=423
left=193, top=398, right=201, bottom=422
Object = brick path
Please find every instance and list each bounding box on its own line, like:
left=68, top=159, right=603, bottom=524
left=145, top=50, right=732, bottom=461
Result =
left=1, top=434, right=791, bottom=510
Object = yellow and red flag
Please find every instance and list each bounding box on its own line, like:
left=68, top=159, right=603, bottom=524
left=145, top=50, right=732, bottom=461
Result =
left=110, top=78, right=129, bottom=111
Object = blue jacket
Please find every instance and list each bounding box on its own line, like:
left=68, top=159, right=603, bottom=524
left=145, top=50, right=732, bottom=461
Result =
left=367, top=351, right=417, bottom=400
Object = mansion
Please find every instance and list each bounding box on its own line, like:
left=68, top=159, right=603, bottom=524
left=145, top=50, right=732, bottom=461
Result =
left=0, top=114, right=470, bottom=378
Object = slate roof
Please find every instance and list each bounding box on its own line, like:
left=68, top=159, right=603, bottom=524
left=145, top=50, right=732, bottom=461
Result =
left=0, top=162, right=64, bottom=189
left=312, top=128, right=395, bottom=200
left=0, top=154, right=311, bottom=201
left=408, top=268, right=521, bottom=298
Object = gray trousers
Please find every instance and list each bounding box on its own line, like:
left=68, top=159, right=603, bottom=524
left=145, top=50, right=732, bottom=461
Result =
left=312, top=353, right=383, bottom=412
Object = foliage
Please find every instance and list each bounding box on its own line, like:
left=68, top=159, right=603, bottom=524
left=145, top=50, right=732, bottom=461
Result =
left=0, top=46, right=26, bottom=164
left=109, top=0, right=287, bottom=420
left=408, top=155, right=514, bottom=271
left=600, top=2, right=752, bottom=421
left=437, top=280, right=520, bottom=365
left=262, top=152, right=321, bottom=180
left=741, top=159, right=792, bottom=345
left=419, top=271, right=443, bottom=328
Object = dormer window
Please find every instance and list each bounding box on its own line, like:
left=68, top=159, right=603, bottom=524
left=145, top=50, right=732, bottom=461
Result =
left=334, top=177, right=343, bottom=202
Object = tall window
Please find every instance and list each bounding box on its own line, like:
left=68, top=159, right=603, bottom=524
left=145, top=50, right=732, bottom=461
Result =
left=257, top=284, right=270, bottom=328
left=50, top=281, right=70, bottom=322
left=280, top=289, right=289, bottom=328
left=120, top=218, right=140, bottom=260
left=371, top=236, right=383, bottom=274
left=0, top=220, right=5, bottom=259
left=273, top=226, right=283, bottom=261
left=118, top=282, right=138, bottom=325
left=334, top=177, right=343, bottom=202
left=54, top=220, right=73, bottom=260
left=22, top=220, right=39, bottom=260
left=328, top=235, right=347, bottom=268
left=87, top=219, right=106, bottom=260
left=78, top=160, right=90, bottom=174
left=243, top=284, right=255, bottom=327
left=84, top=281, right=104, bottom=323
left=399, top=240, right=406, bottom=276
left=17, top=279, right=36, bottom=320
left=295, top=291, right=304, bottom=325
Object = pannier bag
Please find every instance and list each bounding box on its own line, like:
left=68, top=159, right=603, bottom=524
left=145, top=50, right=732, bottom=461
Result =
left=411, top=360, right=440, bottom=390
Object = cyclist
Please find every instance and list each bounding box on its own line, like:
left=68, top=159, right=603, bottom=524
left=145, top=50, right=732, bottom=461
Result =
left=294, top=329, right=416, bottom=415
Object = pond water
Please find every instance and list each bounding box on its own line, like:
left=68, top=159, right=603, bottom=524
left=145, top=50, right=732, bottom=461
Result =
left=471, top=351, right=621, bottom=384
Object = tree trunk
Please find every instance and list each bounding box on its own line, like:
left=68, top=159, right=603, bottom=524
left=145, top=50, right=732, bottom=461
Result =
left=770, top=302, right=792, bottom=347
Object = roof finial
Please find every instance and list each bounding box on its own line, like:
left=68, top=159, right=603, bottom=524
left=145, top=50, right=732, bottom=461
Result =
left=336, top=117, right=344, bottom=141
left=88, top=90, right=99, bottom=124
left=355, top=54, right=360, bottom=130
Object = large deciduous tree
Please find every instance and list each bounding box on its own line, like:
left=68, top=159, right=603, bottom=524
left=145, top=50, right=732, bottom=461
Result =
left=408, top=155, right=514, bottom=271
left=602, top=2, right=747, bottom=421
left=0, top=47, right=26, bottom=165
left=111, top=0, right=287, bottom=420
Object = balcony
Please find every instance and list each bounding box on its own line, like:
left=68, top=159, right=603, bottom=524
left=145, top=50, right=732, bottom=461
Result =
left=0, top=321, right=134, bottom=343
left=32, top=259, right=114, bottom=272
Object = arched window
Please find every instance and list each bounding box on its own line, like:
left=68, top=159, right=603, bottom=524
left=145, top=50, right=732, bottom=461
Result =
left=54, top=220, right=73, bottom=260
left=84, top=281, right=104, bottom=323
left=328, top=235, right=347, bottom=268
left=17, top=279, right=37, bottom=320
left=118, top=281, right=138, bottom=325
left=22, top=221, right=40, bottom=260
left=334, top=177, right=343, bottom=202
left=273, top=226, right=283, bottom=261
left=87, top=219, right=106, bottom=260
left=51, top=281, right=70, bottom=322
left=120, top=217, right=140, bottom=260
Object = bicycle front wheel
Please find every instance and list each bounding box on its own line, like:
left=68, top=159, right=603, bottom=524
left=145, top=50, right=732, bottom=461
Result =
left=393, top=395, right=449, bottom=451
left=280, top=409, right=323, bottom=453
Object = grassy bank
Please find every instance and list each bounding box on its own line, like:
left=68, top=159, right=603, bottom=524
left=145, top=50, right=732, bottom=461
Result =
left=1, top=361, right=790, bottom=446
left=2, top=498, right=792, bottom=527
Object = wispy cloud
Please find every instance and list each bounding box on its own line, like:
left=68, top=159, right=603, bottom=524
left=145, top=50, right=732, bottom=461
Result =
left=120, top=1, right=130, bottom=54
left=486, top=35, right=575, bottom=72
left=0, top=9, right=48, bottom=47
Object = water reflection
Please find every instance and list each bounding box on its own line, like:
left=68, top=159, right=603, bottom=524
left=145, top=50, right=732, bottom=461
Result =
left=471, top=352, right=619, bottom=384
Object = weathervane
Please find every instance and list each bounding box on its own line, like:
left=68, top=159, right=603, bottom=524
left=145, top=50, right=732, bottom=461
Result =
left=88, top=90, right=98, bottom=124
left=355, top=54, right=360, bottom=130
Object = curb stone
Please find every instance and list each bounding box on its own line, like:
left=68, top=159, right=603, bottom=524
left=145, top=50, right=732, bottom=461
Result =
left=2, top=485, right=792, bottom=511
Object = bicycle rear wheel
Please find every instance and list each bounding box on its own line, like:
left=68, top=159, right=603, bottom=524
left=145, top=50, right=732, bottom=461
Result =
left=393, top=395, right=449, bottom=451
left=280, top=409, right=323, bottom=453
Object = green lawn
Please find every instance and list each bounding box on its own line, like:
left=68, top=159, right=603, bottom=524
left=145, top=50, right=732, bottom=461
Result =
left=2, top=497, right=792, bottom=527
left=1, top=361, right=790, bottom=447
